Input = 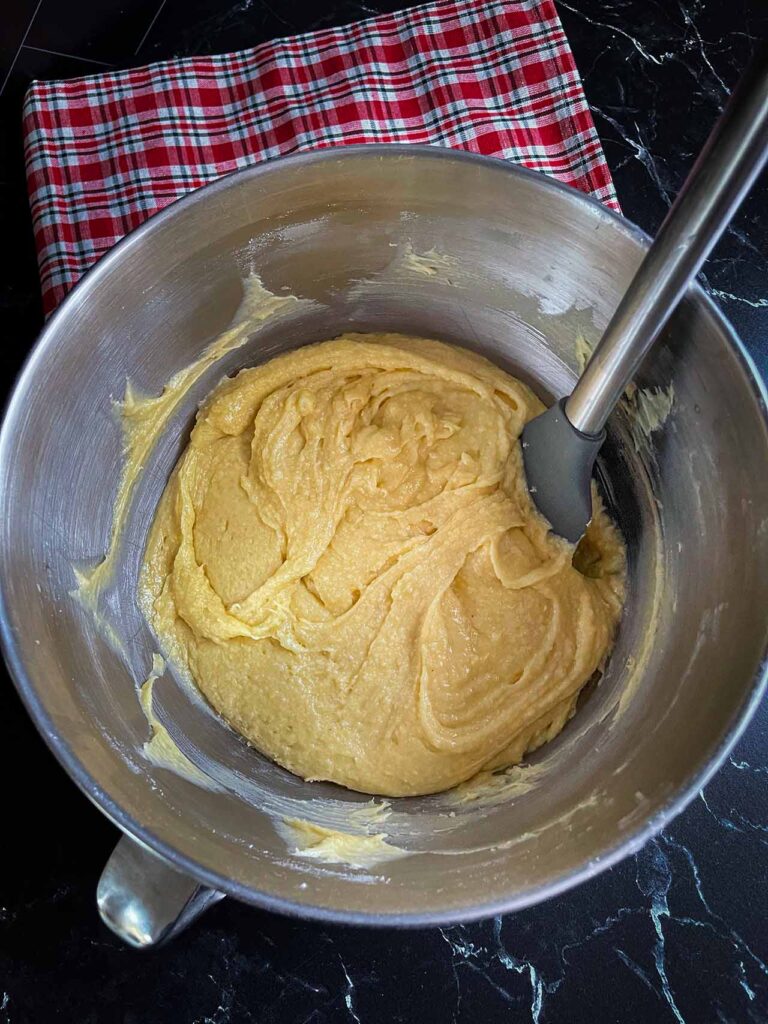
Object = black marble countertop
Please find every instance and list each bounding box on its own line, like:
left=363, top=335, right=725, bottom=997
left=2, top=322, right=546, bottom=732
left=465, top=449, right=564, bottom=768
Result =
left=1, top=1, right=767, bottom=1021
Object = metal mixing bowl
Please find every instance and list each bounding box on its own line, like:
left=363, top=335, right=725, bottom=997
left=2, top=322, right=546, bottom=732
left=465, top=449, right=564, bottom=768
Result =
left=2, top=147, right=767, bottom=947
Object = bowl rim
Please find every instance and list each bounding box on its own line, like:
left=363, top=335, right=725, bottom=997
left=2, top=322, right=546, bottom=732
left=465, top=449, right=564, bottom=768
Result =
left=2, top=142, right=768, bottom=926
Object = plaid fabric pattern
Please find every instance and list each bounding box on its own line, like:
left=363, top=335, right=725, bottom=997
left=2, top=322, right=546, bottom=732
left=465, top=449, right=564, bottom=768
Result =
left=23, top=0, right=618, bottom=316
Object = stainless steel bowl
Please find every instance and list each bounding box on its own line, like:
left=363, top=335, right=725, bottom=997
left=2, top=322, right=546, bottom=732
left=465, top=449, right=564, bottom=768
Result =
left=2, top=146, right=767, bottom=947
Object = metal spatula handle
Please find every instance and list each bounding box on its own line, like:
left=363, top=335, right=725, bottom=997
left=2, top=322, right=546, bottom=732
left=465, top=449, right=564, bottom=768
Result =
left=566, top=46, right=768, bottom=437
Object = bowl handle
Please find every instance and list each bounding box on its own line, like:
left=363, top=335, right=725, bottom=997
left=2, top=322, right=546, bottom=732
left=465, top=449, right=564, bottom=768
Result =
left=96, top=834, right=225, bottom=947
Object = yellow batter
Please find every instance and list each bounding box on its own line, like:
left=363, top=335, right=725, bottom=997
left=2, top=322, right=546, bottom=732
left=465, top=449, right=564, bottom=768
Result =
left=139, top=334, right=625, bottom=797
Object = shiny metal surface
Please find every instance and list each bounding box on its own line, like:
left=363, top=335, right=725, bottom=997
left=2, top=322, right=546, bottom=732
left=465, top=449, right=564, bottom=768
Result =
left=1, top=146, right=767, bottom=937
left=97, top=835, right=225, bottom=947
left=567, top=46, right=768, bottom=434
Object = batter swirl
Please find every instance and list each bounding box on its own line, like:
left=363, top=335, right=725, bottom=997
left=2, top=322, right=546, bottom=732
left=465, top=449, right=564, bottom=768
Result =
left=140, top=334, right=625, bottom=796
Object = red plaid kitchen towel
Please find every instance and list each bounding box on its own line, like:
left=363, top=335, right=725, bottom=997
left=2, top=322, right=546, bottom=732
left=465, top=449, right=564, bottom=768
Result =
left=23, top=0, right=618, bottom=317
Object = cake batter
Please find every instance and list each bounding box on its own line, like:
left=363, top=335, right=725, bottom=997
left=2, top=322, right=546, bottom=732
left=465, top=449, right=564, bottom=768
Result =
left=139, top=334, right=625, bottom=797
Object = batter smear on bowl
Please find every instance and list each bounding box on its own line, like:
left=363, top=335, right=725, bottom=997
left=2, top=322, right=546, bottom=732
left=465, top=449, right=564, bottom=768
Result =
left=139, top=334, right=625, bottom=797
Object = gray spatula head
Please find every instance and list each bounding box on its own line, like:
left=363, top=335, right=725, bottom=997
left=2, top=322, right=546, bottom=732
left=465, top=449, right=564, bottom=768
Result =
left=520, top=399, right=605, bottom=544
